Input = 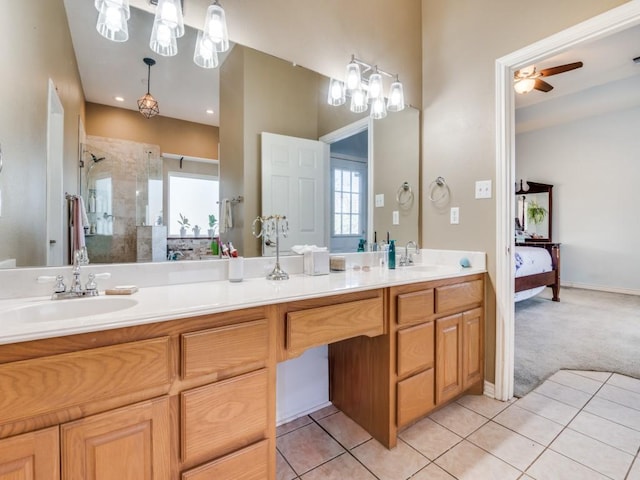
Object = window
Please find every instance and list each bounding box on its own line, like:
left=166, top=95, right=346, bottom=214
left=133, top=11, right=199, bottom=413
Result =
left=332, top=163, right=365, bottom=236
left=168, top=172, right=219, bottom=236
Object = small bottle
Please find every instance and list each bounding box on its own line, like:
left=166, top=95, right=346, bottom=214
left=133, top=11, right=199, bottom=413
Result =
left=89, top=191, right=96, bottom=213
left=388, top=240, right=396, bottom=269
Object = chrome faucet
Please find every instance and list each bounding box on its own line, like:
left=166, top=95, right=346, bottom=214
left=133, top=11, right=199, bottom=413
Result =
left=37, top=249, right=110, bottom=300
left=399, top=241, right=420, bottom=266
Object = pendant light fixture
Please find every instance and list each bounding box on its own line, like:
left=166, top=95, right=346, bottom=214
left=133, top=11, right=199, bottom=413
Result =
left=202, top=0, right=230, bottom=53
left=193, top=30, right=220, bottom=68
left=137, top=58, right=159, bottom=118
left=329, top=55, right=405, bottom=119
left=95, top=0, right=130, bottom=42
left=153, top=0, right=185, bottom=37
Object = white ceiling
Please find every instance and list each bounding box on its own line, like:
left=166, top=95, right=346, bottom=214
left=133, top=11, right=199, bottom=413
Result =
left=515, top=23, right=640, bottom=133
left=63, top=0, right=228, bottom=126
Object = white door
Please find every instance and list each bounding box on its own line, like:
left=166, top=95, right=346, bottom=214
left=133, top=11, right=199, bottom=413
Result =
left=261, top=132, right=327, bottom=256
left=47, top=79, right=64, bottom=266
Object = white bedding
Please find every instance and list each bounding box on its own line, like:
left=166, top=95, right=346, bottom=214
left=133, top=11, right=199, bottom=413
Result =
left=514, top=246, right=553, bottom=302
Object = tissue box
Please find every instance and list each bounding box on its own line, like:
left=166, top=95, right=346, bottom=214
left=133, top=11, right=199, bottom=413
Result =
left=304, top=250, right=329, bottom=275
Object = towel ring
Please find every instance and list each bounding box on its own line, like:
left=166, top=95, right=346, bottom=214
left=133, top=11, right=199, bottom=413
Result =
left=428, top=176, right=450, bottom=203
left=396, top=182, right=414, bottom=207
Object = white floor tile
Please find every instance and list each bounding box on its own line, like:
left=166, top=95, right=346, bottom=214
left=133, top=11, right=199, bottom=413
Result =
left=534, top=380, right=592, bottom=408
left=456, top=394, right=512, bottom=419
left=493, top=404, right=564, bottom=446
left=515, top=392, right=579, bottom=425
left=568, top=410, right=640, bottom=455
left=526, top=450, right=609, bottom=480
left=584, top=396, right=640, bottom=431
left=597, top=384, right=640, bottom=411
left=435, top=440, right=521, bottom=480
left=568, top=370, right=612, bottom=383
left=428, top=402, right=488, bottom=437
left=399, top=417, right=462, bottom=460
left=607, top=373, right=640, bottom=395
left=548, top=370, right=604, bottom=395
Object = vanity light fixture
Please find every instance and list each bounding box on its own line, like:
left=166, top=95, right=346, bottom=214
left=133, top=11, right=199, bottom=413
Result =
left=95, top=0, right=130, bottom=42
left=192, top=0, right=229, bottom=69
left=193, top=30, right=220, bottom=68
left=149, top=0, right=183, bottom=56
left=329, top=56, right=405, bottom=118
left=137, top=57, right=160, bottom=118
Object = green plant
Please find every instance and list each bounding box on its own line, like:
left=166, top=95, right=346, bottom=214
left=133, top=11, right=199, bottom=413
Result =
left=527, top=201, right=547, bottom=225
left=208, top=214, right=217, bottom=228
left=177, top=213, right=190, bottom=228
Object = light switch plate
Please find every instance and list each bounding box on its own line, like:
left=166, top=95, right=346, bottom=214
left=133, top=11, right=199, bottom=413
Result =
left=375, top=194, right=384, bottom=207
left=475, top=180, right=492, bottom=199
left=450, top=207, right=459, bottom=224
left=392, top=210, right=400, bottom=225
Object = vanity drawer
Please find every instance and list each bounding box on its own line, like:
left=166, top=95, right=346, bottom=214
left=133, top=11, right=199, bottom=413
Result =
left=286, top=297, right=383, bottom=354
left=181, top=439, right=269, bottom=480
left=397, top=322, right=434, bottom=377
left=435, top=279, right=483, bottom=313
left=0, top=337, right=170, bottom=424
left=181, top=369, right=268, bottom=464
left=181, top=319, right=269, bottom=379
left=397, top=368, right=435, bottom=428
left=397, top=289, right=435, bottom=325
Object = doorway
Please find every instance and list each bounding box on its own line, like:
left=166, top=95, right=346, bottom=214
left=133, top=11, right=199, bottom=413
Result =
left=494, top=2, right=640, bottom=401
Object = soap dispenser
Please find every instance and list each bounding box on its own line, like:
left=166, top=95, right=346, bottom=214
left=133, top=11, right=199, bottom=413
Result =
left=388, top=240, right=396, bottom=269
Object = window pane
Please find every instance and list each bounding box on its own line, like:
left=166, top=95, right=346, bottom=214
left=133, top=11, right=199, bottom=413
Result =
left=342, top=170, right=351, bottom=192
left=168, top=174, right=219, bottom=236
left=334, top=214, right=342, bottom=235
left=334, top=192, right=343, bottom=214
left=341, top=193, right=350, bottom=213
left=334, top=170, right=342, bottom=192
left=352, top=172, right=360, bottom=193
left=351, top=215, right=360, bottom=234
left=341, top=214, right=350, bottom=234
left=351, top=193, right=359, bottom=214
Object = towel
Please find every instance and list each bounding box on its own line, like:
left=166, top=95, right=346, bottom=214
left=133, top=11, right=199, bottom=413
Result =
left=220, top=198, right=233, bottom=233
left=71, top=196, right=90, bottom=264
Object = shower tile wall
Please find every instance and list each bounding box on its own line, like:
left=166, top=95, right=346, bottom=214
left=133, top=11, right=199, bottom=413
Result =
left=84, top=136, right=161, bottom=264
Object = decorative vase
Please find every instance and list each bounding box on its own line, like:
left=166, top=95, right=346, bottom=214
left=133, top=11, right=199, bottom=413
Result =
left=179, top=227, right=186, bottom=237
left=207, top=228, right=215, bottom=238
left=193, top=226, right=201, bottom=237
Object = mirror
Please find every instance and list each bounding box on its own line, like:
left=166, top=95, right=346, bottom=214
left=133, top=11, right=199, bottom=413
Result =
left=515, top=180, right=553, bottom=242
left=0, top=0, right=419, bottom=268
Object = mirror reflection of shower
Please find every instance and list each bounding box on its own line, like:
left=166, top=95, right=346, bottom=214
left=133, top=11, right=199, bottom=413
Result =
left=81, top=148, right=113, bottom=236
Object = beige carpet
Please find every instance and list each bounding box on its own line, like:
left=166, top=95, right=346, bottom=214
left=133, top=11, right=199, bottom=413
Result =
left=514, top=287, right=640, bottom=397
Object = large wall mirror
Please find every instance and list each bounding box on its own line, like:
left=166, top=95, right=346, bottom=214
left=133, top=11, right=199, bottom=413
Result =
left=0, top=0, right=419, bottom=268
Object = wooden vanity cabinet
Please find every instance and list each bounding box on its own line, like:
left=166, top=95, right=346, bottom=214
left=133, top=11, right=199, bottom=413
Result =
left=0, top=305, right=276, bottom=480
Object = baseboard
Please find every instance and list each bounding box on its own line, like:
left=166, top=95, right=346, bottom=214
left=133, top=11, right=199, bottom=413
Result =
left=483, top=381, right=495, bottom=399
left=561, top=281, right=640, bottom=297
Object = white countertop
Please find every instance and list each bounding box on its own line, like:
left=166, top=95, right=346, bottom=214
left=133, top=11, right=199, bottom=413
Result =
left=0, top=250, right=485, bottom=346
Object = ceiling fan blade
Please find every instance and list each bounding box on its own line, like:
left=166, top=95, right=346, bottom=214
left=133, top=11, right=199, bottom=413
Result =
left=539, top=61, right=583, bottom=77
left=534, top=79, right=554, bottom=92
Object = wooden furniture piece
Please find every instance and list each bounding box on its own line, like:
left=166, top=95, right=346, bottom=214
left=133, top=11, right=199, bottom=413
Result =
left=329, top=273, right=484, bottom=448
left=0, top=273, right=484, bottom=478
left=515, top=242, right=561, bottom=301
left=516, top=180, right=553, bottom=242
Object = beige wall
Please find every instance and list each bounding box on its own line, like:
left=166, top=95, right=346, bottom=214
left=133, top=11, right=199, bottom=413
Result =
left=0, top=0, right=84, bottom=266
left=85, top=103, right=218, bottom=160
left=421, top=0, right=629, bottom=383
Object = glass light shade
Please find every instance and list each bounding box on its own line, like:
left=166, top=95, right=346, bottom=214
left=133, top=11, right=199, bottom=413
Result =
left=194, top=30, right=220, bottom=69
left=154, top=0, right=184, bottom=38
left=370, top=96, right=387, bottom=119
left=327, top=78, right=346, bottom=106
left=387, top=81, right=405, bottom=112
left=345, top=62, right=361, bottom=92
left=368, top=73, right=384, bottom=100
left=137, top=93, right=159, bottom=118
left=96, top=4, right=129, bottom=42
left=95, top=0, right=130, bottom=19
left=203, top=2, right=229, bottom=53
left=350, top=87, right=369, bottom=113
left=514, top=78, right=536, bottom=94
left=150, top=20, right=178, bottom=56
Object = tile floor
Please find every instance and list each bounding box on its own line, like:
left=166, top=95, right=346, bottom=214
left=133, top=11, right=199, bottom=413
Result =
left=276, top=370, right=640, bottom=479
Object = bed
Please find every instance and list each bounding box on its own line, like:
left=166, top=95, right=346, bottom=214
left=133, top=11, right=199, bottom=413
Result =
left=514, top=243, right=560, bottom=302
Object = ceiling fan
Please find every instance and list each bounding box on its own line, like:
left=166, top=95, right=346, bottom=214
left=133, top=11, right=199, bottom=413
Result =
left=513, top=61, right=583, bottom=94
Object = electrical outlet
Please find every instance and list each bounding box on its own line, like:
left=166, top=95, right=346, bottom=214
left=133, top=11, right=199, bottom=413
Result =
left=450, top=207, right=459, bottom=224
left=375, top=194, right=384, bottom=207
left=475, top=180, right=492, bottom=199
left=392, top=210, right=400, bottom=225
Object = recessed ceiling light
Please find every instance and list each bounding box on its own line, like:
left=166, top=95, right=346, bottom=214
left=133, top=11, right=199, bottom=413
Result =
left=206, top=109, right=214, bottom=115
left=114, top=96, right=125, bottom=102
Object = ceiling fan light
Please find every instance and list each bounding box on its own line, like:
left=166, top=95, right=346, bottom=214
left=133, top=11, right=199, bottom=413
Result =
left=96, top=3, right=129, bottom=42
left=150, top=20, right=178, bottom=56
left=327, top=78, right=346, bottom=106
left=514, top=78, right=535, bottom=94
left=194, top=30, right=220, bottom=68
left=387, top=80, right=405, bottom=112
left=350, top=87, right=369, bottom=113
left=203, top=1, right=230, bottom=53
left=154, top=0, right=184, bottom=38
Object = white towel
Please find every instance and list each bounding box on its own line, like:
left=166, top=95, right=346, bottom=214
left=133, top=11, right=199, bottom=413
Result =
left=220, top=198, right=233, bottom=233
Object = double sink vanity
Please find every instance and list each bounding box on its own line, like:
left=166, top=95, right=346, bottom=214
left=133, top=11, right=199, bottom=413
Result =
left=0, top=250, right=486, bottom=479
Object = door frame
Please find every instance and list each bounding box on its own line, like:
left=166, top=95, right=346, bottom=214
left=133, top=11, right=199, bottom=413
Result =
left=46, top=79, right=64, bottom=267
left=494, top=1, right=640, bottom=401
left=320, top=117, right=374, bottom=247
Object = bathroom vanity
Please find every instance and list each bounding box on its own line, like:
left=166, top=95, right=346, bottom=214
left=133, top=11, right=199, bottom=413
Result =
left=0, top=255, right=485, bottom=479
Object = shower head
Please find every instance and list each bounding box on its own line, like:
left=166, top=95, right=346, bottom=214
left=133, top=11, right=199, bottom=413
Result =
left=91, top=153, right=106, bottom=163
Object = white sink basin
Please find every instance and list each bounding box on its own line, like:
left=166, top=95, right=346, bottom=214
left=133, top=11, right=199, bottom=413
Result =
left=2, top=296, right=138, bottom=324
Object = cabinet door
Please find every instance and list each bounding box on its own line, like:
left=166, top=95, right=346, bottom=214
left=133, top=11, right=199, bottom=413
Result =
left=397, top=369, right=435, bottom=428
left=62, top=397, right=170, bottom=480
left=397, top=322, right=434, bottom=377
left=463, top=307, right=483, bottom=389
left=436, top=314, right=463, bottom=404
left=0, top=427, right=59, bottom=480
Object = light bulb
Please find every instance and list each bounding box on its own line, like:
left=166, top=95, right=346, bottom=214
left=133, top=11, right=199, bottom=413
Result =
left=371, top=96, right=387, bottom=119
left=514, top=78, right=536, bottom=94
left=96, top=4, right=128, bottom=42
left=203, top=2, right=229, bottom=52
left=150, top=21, right=177, bottom=56
left=368, top=73, right=383, bottom=100
left=350, top=87, right=368, bottom=113
left=327, top=78, right=346, bottom=106
left=155, top=0, right=184, bottom=37
left=194, top=30, right=220, bottom=69
left=95, top=0, right=130, bottom=19
left=345, top=61, right=361, bottom=92
left=387, top=80, right=405, bottom=112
